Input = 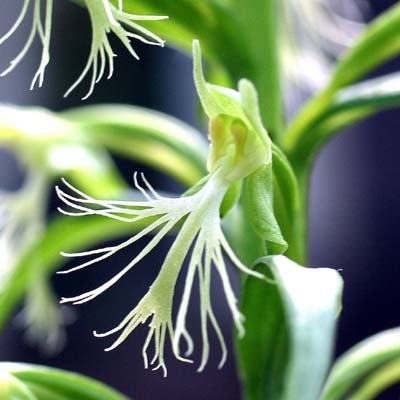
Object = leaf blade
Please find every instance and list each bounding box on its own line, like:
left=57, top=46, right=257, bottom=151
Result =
left=0, top=363, right=128, bottom=400
left=238, top=255, right=343, bottom=400
left=62, top=104, right=208, bottom=186
left=322, top=327, right=400, bottom=400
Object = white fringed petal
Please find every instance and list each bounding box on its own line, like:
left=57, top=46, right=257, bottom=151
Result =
left=64, top=0, right=167, bottom=99
left=57, top=170, right=265, bottom=374
left=0, top=0, right=53, bottom=89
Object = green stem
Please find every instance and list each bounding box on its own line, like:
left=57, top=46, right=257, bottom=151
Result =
left=294, top=169, right=310, bottom=266
left=231, top=0, right=284, bottom=140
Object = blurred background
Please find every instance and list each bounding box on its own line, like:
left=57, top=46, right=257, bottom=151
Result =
left=0, top=0, right=399, bottom=399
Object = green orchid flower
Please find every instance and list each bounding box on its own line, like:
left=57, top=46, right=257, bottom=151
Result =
left=56, top=40, right=277, bottom=376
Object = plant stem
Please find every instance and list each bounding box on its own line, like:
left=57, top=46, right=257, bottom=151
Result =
left=231, top=0, right=284, bottom=140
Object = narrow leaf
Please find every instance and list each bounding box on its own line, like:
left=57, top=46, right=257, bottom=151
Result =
left=283, top=3, right=400, bottom=160
left=322, top=327, right=400, bottom=400
left=330, top=3, right=400, bottom=90
left=0, top=363, right=128, bottom=400
left=0, top=371, right=37, bottom=400
left=62, top=105, right=208, bottom=186
left=288, top=72, right=400, bottom=165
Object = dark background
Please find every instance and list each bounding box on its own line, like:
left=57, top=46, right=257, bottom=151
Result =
left=0, top=1, right=399, bottom=399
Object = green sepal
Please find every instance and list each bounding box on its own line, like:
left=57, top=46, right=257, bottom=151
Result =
left=192, top=40, right=271, bottom=179
left=243, top=165, right=287, bottom=255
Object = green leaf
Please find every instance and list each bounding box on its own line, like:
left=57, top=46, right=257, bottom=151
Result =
left=334, top=72, right=400, bottom=110
left=283, top=3, right=400, bottom=162
left=285, top=72, right=400, bottom=166
left=322, top=327, right=400, bottom=400
left=0, top=104, right=125, bottom=197
left=62, top=104, right=208, bottom=186
left=230, top=0, right=283, bottom=137
left=0, top=372, right=37, bottom=400
left=238, top=255, right=343, bottom=400
left=330, top=3, right=400, bottom=90
left=0, top=363, right=128, bottom=400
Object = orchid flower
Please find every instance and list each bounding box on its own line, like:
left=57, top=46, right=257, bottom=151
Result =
left=0, top=0, right=166, bottom=97
left=57, top=41, right=274, bottom=376
left=65, top=1, right=167, bottom=99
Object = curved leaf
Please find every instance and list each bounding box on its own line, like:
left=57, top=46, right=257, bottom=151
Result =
left=322, top=327, right=400, bottom=400
left=62, top=105, right=208, bottom=186
left=0, top=371, right=37, bottom=400
left=238, top=255, right=343, bottom=400
left=330, top=3, right=400, bottom=90
left=0, top=104, right=125, bottom=197
left=0, top=363, right=128, bottom=400
left=286, top=72, right=400, bottom=165
left=283, top=3, right=400, bottom=160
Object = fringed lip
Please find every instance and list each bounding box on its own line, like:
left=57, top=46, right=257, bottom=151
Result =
left=0, top=0, right=53, bottom=90
left=0, top=0, right=167, bottom=97
left=64, top=1, right=167, bottom=99
left=56, top=170, right=266, bottom=375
